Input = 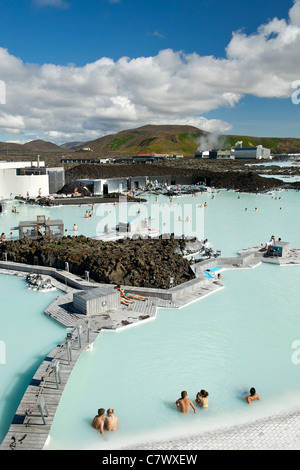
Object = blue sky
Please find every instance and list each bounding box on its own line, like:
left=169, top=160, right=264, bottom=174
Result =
left=0, top=0, right=292, bottom=65
left=0, top=0, right=299, bottom=144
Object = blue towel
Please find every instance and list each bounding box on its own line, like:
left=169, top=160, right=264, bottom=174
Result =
left=204, top=271, right=214, bottom=279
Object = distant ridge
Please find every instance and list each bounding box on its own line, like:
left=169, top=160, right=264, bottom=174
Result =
left=0, top=139, right=64, bottom=153
left=0, top=125, right=300, bottom=155
left=61, top=141, right=86, bottom=150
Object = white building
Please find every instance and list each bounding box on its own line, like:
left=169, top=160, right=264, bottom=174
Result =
left=232, top=145, right=271, bottom=159
left=76, top=176, right=148, bottom=195
left=0, top=161, right=49, bottom=200
left=195, top=145, right=271, bottom=160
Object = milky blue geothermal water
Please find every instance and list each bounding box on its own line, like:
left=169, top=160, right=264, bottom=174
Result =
left=0, top=275, right=65, bottom=444
left=0, top=187, right=299, bottom=448
left=46, top=263, right=300, bottom=450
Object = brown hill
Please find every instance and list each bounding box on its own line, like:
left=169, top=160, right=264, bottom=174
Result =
left=23, top=140, right=63, bottom=151
left=0, top=139, right=64, bottom=154
left=84, top=124, right=208, bottom=154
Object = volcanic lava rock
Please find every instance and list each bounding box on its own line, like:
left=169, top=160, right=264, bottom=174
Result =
left=0, top=235, right=197, bottom=289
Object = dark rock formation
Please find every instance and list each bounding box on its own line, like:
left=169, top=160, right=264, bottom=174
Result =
left=65, top=164, right=285, bottom=193
left=0, top=235, right=197, bottom=289
left=58, top=181, right=93, bottom=196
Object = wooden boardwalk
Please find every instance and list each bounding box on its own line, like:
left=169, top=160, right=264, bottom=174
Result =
left=0, top=321, right=99, bottom=451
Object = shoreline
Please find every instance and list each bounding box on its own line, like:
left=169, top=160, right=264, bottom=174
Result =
left=124, top=406, right=300, bottom=450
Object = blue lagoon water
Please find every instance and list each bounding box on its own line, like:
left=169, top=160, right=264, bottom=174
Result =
left=0, top=188, right=299, bottom=448
left=0, top=274, right=65, bottom=444
left=45, top=263, right=300, bottom=450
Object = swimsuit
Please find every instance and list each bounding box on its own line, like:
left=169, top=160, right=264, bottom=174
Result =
left=202, top=397, right=208, bottom=408
left=125, top=293, right=135, bottom=297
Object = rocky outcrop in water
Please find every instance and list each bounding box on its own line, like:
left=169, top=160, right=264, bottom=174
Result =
left=0, top=235, right=198, bottom=289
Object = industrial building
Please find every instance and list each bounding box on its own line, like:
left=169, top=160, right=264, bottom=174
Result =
left=195, top=144, right=271, bottom=160
left=232, top=145, right=271, bottom=159
left=195, top=150, right=233, bottom=159
left=60, top=157, right=111, bottom=164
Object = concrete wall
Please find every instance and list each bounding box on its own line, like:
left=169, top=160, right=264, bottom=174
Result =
left=128, top=176, right=147, bottom=190
left=47, top=168, right=65, bottom=194
left=77, top=178, right=130, bottom=195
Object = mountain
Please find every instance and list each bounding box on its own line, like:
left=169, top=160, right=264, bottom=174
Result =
left=79, top=125, right=300, bottom=155
left=0, top=139, right=64, bottom=154
left=84, top=124, right=209, bottom=155
left=22, top=140, right=64, bottom=151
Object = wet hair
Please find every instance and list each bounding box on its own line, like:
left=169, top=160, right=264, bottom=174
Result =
left=107, top=408, right=115, bottom=416
left=250, top=388, right=256, bottom=396
left=200, top=390, right=209, bottom=397
left=181, top=391, right=187, bottom=398
left=98, top=408, right=105, bottom=416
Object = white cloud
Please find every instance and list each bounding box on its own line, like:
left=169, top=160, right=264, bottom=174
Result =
left=0, top=1, right=300, bottom=143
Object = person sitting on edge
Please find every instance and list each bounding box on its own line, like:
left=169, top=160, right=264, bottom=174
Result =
left=246, top=387, right=260, bottom=404
left=195, top=389, right=209, bottom=409
left=104, top=408, right=119, bottom=432
left=176, top=391, right=197, bottom=414
left=265, top=235, right=275, bottom=254
left=92, top=408, right=106, bottom=437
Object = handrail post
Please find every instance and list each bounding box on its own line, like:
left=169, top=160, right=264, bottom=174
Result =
left=52, top=360, right=61, bottom=389
left=37, top=395, right=49, bottom=425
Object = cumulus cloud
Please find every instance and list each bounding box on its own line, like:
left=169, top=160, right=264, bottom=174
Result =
left=0, top=1, right=300, bottom=143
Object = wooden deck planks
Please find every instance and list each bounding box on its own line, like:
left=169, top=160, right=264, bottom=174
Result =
left=0, top=323, right=98, bottom=451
